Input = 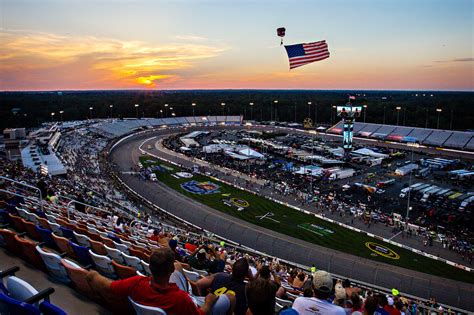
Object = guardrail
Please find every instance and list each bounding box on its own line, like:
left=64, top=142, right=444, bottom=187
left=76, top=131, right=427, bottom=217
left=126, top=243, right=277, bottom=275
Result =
left=0, top=176, right=43, bottom=211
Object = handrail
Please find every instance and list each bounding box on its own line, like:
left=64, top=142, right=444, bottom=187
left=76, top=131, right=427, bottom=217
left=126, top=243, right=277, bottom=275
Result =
left=0, top=189, right=44, bottom=208
left=56, top=195, right=113, bottom=219
left=0, top=175, right=43, bottom=211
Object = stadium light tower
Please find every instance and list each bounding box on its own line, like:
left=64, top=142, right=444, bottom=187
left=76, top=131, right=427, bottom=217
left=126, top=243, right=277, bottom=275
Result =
left=134, top=104, right=140, bottom=119
left=249, top=102, right=254, bottom=121
left=109, top=104, right=113, bottom=118
left=50, top=112, right=55, bottom=122
left=436, top=108, right=442, bottom=129
left=192, top=103, right=196, bottom=116
left=337, top=98, right=361, bottom=160
left=171, top=112, right=176, bottom=117
left=159, top=109, right=163, bottom=118
left=363, top=105, right=368, bottom=122
left=59, top=110, right=64, bottom=122
left=307, top=101, right=312, bottom=120
left=89, top=107, right=93, bottom=119
left=164, top=104, right=169, bottom=117
left=396, top=106, right=402, bottom=125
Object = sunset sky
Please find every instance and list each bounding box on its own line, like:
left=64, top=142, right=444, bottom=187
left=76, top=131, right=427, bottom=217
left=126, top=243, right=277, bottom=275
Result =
left=1, top=0, right=473, bottom=91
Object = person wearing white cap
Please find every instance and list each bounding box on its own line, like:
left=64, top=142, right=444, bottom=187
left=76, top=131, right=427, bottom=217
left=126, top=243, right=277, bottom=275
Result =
left=292, top=270, right=346, bottom=315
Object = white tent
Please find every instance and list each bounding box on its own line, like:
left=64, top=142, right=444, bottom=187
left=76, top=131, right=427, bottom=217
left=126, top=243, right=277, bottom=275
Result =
left=352, top=148, right=388, bottom=159
left=238, top=148, right=264, bottom=159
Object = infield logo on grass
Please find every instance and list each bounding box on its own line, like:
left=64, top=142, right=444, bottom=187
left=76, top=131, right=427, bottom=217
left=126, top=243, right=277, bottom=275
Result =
left=365, top=242, right=400, bottom=260
left=181, top=180, right=220, bottom=195
left=298, top=223, right=335, bottom=237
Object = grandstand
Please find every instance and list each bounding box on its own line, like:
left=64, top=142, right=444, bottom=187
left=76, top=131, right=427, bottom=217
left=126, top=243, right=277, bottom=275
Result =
left=328, top=122, right=474, bottom=150
left=1, top=117, right=472, bottom=314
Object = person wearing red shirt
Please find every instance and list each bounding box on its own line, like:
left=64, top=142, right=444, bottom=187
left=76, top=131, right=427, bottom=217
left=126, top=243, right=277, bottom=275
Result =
left=87, top=247, right=233, bottom=314
left=383, top=297, right=401, bottom=315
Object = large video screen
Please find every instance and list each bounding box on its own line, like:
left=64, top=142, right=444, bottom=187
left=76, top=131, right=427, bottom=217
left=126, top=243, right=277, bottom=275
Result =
left=337, top=106, right=362, bottom=118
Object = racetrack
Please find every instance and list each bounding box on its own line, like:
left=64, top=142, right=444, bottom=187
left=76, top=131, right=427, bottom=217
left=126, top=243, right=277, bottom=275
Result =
left=108, top=126, right=473, bottom=311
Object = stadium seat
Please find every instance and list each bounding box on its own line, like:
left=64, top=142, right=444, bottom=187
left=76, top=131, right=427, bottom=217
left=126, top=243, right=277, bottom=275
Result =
left=0, top=293, right=41, bottom=315
left=36, top=217, right=51, bottom=230
left=22, top=220, right=41, bottom=241
left=8, top=214, right=26, bottom=232
left=59, top=227, right=76, bottom=242
left=69, top=242, right=94, bottom=267
left=25, top=212, right=39, bottom=225
left=60, top=259, right=98, bottom=300
left=112, top=260, right=137, bottom=279
left=141, top=261, right=151, bottom=276
left=113, top=240, right=129, bottom=254
left=0, top=209, right=10, bottom=225
left=104, top=244, right=125, bottom=264
left=0, top=229, right=23, bottom=257
left=100, top=236, right=115, bottom=248
left=6, top=276, right=38, bottom=304
left=276, top=297, right=293, bottom=308
left=44, top=213, right=56, bottom=222
left=15, top=208, right=30, bottom=221
left=89, top=250, right=116, bottom=279
left=192, top=268, right=208, bottom=278
left=48, top=222, right=62, bottom=235
left=182, top=269, right=200, bottom=282
left=36, top=246, right=70, bottom=283
left=14, top=235, right=45, bottom=271
left=52, top=233, right=75, bottom=258
left=89, top=238, right=107, bottom=255
left=73, top=231, right=91, bottom=248
left=35, top=225, right=57, bottom=250
left=128, top=296, right=167, bottom=315
left=122, top=253, right=143, bottom=271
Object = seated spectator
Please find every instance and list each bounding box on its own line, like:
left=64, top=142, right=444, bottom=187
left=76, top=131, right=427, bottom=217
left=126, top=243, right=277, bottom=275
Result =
left=364, top=296, right=378, bottom=315
left=246, top=277, right=277, bottom=315
left=169, top=238, right=183, bottom=262
left=197, top=258, right=250, bottom=315
left=149, top=229, right=160, bottom=242
left=351, top=292, right=363, bottom=315
left=86, top=247, right=231, bottom=314
left=292, top=270, right=346, bottom=315
left=384, top=297, right=401, bottom=315
left=187, top=244, right=223, bottom=274
left=292, top=271, right=308, bottom=289
left=374, top=294, right=389, bottom=315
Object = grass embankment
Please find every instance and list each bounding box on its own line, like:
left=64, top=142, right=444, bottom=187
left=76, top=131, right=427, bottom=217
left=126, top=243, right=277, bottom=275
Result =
left=140, top=156, right=474, bottom=284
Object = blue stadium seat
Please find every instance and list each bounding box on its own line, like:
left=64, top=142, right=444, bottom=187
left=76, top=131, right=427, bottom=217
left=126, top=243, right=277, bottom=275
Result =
left=69, top=242, right=94, bottom=267
left=59, top=227, right=76, bottom=242
left=35, top=225, right=57, bottom=250
left=39, top=301, right=67, bottom=315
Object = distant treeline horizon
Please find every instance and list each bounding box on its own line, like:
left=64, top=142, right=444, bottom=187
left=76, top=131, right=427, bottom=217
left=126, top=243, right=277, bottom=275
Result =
left=1, top=90, right=473, bottom=131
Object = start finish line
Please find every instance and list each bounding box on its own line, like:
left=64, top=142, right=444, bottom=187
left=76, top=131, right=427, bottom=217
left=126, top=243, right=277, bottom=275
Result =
left=256, top=212, right=280, bottom=223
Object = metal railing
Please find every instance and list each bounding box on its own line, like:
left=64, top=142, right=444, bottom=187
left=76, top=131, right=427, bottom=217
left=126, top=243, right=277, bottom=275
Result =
left=0, top=176, right=43, bottom=211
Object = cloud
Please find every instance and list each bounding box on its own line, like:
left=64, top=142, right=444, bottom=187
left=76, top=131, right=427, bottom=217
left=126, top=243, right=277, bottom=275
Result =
left=0, top=30, right=227, bottom=89
left=174, top=35, right=208, bottom=41
left=434, top=57, right=474, bottom=63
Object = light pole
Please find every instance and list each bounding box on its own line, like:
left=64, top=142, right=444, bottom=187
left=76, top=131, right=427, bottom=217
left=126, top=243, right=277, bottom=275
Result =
left=164, top=104, right=169, bottom=117
left=331, top=105, right=336, bottom=125
left=396, top=106, right=401, bottom=125
left=159, top=109, right=163, bottom=118
left=59, top=110, right=64, bottom=122
left=89, top=107, right=93, bottom=119
left=221, top=102, right=226, bottom=116
left=406, top=145, right=415, bottom=221
left=307, top=101, right=312, bottom=120
left=249, top=102, right=254, bottom=121
left=109, top=104, right=113, bottom=118
left=383, top=105, right=386, bottom=124
left=50, top=112, right=55, bottom=122
left=134, top=104, right=139, bottom=118
left=171, top=112, right=176, bottom=117
left=436, top=108, right=442, bottom=129
left=363, top=105, right=367, bottom=123
left=192, top=103, right=196, bottom=116
left=273, top=100, right=278, bottom=121
left=314, top=102, right=318, bottom=127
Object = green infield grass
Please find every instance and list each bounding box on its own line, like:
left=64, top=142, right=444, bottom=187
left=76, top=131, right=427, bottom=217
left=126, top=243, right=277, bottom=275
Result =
left=140, top=156, right=474, bottom=284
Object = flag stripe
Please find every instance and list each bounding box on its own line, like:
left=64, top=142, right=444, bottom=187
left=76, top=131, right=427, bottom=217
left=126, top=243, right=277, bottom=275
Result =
left=285, top=40, right=330, bottom=69
left=290, top=54, right=330, bottom=68
left=291, top=54, right=330, bottom=65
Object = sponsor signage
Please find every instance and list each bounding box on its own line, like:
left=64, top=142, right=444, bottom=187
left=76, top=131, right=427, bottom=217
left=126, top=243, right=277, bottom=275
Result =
left=365, top=242, right=400, bottom=260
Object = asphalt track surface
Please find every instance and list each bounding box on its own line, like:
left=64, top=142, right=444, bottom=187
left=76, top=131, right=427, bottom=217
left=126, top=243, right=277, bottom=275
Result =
left=109, top=126, right=473, bottom=311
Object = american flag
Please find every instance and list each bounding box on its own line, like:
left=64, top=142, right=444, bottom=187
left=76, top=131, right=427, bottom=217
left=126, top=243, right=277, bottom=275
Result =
left=284, top=40, right=330, bottom=69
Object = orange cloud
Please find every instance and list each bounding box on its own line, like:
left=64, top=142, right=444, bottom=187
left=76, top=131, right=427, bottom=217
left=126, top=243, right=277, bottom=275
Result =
left=0, top=30, right=227, bottom=89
